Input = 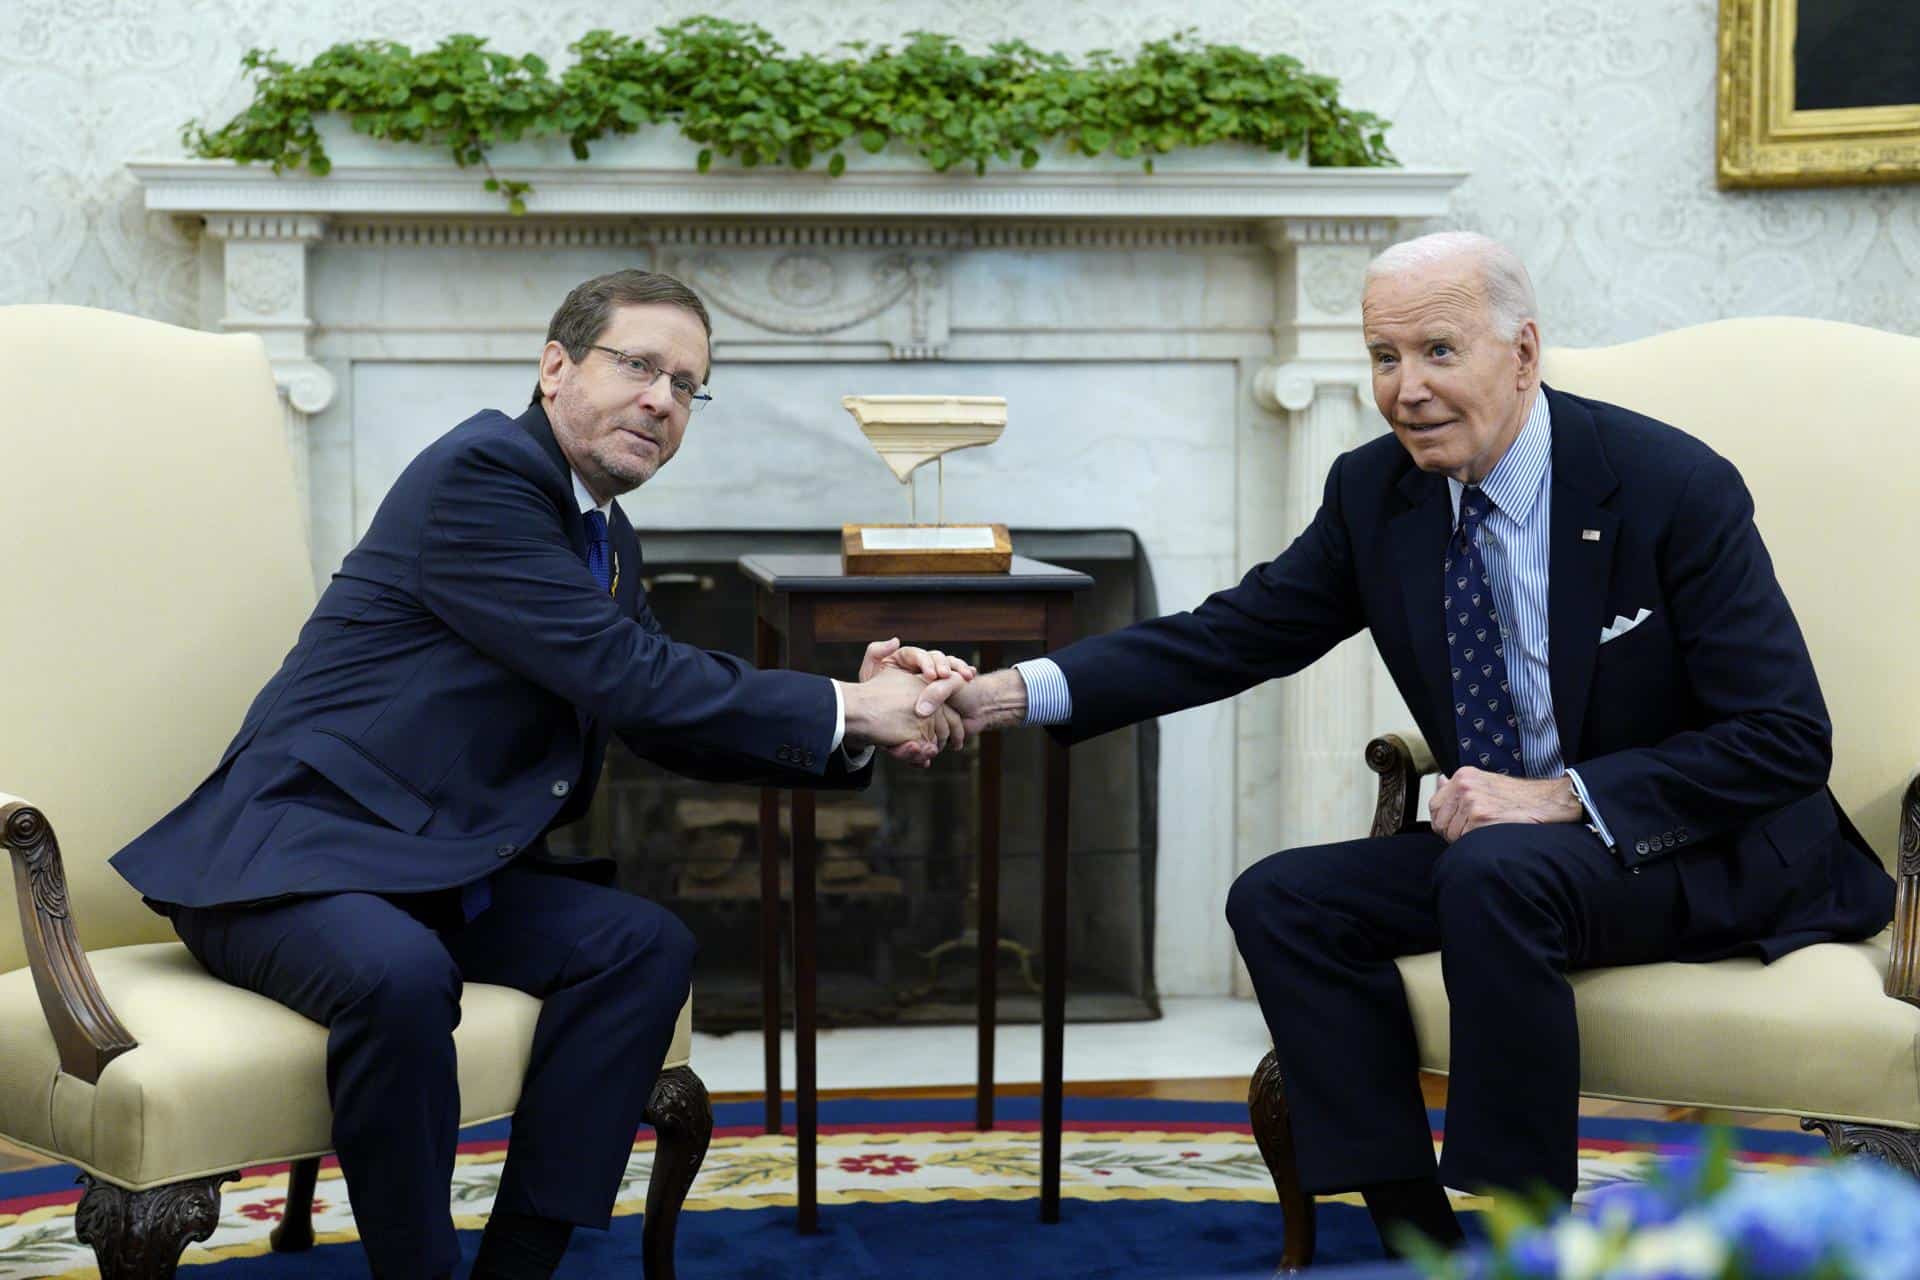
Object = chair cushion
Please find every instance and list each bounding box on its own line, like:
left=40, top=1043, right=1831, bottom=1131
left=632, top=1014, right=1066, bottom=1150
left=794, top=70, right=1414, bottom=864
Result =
left=0, top=942, right=692, bottom=1189
left=1396, top=929, right=1920, bottom=1128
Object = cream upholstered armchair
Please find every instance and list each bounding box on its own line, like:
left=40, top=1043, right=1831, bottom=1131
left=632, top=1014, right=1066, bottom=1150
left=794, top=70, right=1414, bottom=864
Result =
left=1248, top=317, right=1920, bottom=1269
left=0, top=305, right=709, bottom=1279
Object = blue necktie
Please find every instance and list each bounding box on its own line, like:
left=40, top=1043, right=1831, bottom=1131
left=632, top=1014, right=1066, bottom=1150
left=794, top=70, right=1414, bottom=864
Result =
left=458, top=510, right=613, bottom=924
left=584, top=509, right=612, bottom=592
left=1447, top=488, right=1522, bottom=776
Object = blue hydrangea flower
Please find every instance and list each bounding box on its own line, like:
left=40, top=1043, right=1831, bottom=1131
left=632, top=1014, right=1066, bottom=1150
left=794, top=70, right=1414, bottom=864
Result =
left=1587, top=1182, right=1683, bottom=1233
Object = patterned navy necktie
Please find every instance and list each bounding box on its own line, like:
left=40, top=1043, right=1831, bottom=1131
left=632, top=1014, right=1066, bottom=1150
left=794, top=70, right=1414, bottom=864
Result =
left=1448, top=488, right=1522, bottom=776
left=583, top=509, right=612, bottom=592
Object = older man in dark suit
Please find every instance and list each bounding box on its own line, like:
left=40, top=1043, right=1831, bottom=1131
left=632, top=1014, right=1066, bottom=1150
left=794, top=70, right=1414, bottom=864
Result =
left=946, top=232, right=1893, bottom=1250
left=111, top=270, right=969, bottom=1280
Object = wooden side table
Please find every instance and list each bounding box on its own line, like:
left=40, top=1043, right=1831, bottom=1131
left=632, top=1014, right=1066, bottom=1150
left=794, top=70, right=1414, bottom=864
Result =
left=740, top=553, right=1092, bottom=1232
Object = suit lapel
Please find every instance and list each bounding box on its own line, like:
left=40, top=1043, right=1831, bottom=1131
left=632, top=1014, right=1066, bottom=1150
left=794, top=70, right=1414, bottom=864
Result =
left=516, top=403, right=591, bottom=560
left=1543, top=387, right=1620, bottom=765
left=1390, top=466, right=1459, bottom=771
left=608, top=502, right=644, bottom=616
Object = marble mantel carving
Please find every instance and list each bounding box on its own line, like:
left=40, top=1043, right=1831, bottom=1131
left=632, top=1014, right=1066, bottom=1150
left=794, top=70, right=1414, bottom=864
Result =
left=131, top=144, right=1465, bottom=998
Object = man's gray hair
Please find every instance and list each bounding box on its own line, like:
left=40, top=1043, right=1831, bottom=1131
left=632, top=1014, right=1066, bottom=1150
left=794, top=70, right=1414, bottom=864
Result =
left=1364, top=231, right=1538, bottom=341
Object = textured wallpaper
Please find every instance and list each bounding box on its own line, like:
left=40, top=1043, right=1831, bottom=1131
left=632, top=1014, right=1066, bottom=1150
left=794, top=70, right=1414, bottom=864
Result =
left=4, top=0, right=1918, bottom=343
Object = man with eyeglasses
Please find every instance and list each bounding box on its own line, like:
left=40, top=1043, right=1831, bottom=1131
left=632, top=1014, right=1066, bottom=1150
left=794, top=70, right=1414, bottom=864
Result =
left=111, top=269, right=967, bottom=1280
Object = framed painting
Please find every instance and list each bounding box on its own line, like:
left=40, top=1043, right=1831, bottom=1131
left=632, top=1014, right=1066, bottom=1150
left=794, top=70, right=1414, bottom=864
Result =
left=1718, top=0, right=1920, bottom=188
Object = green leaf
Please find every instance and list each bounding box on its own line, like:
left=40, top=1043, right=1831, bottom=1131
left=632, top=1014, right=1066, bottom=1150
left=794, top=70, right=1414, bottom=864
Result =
left=180, top=21, right=1396, bottom=197
left=696, top=147, right=712, bottom=173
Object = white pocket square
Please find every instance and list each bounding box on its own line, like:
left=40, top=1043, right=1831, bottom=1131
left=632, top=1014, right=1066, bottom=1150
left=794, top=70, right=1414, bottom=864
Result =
left=1599, top=608, right=1652, bottom=644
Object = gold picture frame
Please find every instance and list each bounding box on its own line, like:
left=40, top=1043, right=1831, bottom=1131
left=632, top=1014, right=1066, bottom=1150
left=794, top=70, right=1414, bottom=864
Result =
left=1718, top=0, right=1920, bottom=188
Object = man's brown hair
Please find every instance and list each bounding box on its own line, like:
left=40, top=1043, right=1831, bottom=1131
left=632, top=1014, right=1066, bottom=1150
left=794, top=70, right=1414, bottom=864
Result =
left=530, top=269, right=713, bottom=406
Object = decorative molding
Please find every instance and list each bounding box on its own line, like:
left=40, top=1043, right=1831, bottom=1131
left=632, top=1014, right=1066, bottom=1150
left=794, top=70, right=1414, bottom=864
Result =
left=1252, top=358, right=1371, bottom=413
left=1264, top=218, right=1400, bottom=247
left=132, top=159, right=1465, bottom=223
left=276, top=358, right=338, bottom=417
left=664, top=249, right=949, bottom=359
left=1301, top=245, right=1375, bottom=317
left=224, top=245, right=299, bottom=317
left=203, top=214, right=329, bottom=243
left=321, top=218, right=1262, bottom=251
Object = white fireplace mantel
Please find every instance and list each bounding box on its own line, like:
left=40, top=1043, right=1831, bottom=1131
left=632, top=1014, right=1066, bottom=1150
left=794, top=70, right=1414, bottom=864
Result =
left=132, top=142, right=1465, bottom=999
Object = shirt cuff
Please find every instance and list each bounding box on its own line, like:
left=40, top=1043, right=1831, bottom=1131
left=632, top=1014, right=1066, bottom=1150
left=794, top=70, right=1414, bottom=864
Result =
left=830, top=678, right=847, bottom=753
left=827, top=680, right=875, bottom=768
left=1013, top=658, right=1071, bottom=726
left=1564, top=768, right=1617, bottom=849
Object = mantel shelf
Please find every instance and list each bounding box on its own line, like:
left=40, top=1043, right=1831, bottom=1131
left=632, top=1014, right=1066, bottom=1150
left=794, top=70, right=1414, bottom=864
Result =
left=131, top=154, right=1464, bottom=222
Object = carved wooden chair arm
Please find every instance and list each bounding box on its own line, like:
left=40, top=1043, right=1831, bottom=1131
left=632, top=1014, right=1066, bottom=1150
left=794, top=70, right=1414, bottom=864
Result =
left=1365, top=731, right=1438, bottom=839
left=1882, top=771, right=1920, bottom=1007
left=1, top=795, right=138, bottom=1083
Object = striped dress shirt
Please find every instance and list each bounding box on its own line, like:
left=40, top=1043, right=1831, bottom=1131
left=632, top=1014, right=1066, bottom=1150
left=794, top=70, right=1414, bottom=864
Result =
left=1016, top=388, right=1617, bottom=848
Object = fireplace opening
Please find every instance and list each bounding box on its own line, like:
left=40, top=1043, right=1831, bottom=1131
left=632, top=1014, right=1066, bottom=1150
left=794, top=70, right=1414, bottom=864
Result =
left=545, top=529, right=1160, bottom=1032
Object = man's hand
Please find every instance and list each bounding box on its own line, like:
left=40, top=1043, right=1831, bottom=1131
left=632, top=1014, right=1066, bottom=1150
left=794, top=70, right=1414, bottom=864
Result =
left=947, top=668, right=1030, bottom=736
left=1429, top=767, right=1584, bottom=843
left=841, top=655, right=968, bottom=766
left=854, top=638, right=974, bottom=768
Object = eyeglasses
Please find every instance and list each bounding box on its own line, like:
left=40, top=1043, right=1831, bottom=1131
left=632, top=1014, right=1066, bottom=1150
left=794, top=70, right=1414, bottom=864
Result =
left=587, top=345, right=712, bottom=413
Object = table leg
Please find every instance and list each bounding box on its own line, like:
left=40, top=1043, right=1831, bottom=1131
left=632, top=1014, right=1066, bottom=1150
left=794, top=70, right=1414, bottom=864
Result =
left=1040, top=598, right=1074, bottom=1224
left=790, top=605, right=820, bottom=1234
left=792, top=786, right=818, bottom=1233
left=976, top=641, right=1003, bottom=1132
left=755, top=615, right=783, bottom=1136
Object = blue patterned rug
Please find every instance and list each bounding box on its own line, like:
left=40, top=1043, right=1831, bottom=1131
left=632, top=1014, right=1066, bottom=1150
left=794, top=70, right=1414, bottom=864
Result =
left=0, top=1097, right=1826, bottom=1278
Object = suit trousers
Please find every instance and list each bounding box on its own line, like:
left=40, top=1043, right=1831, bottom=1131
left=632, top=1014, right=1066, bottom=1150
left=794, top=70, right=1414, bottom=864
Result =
left=170, top=863, right=696, bottom=1279
left=1226, top=822, right=1691, bottom=1200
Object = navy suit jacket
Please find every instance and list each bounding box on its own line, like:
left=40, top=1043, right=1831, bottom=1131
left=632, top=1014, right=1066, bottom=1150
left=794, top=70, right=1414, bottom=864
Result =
left=114, top=404, right=868, bottom=909
left=1045, top=386, right=1891, bottom=961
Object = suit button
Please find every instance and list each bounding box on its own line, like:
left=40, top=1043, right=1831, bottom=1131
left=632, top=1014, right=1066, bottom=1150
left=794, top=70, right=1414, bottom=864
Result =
left=1676, top=829, right=1690, bottom=844
left=495, top=843, right=516, bottom=858
left=803, top=751, right=816, bottom=767
left=1634, top=840, right=1649, bottom=855
left=551, top=780, right=571, bottom=797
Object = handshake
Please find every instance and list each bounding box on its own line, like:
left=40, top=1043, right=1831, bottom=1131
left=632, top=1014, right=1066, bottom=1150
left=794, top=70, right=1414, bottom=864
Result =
left=835, top=639, right=1027, bottom=767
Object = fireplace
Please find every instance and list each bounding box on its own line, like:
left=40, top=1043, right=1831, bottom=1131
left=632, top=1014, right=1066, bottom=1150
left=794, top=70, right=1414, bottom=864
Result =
left=133, top=144, right=1463, bottom=998
left=541, top=530, right=1157, bottom=1030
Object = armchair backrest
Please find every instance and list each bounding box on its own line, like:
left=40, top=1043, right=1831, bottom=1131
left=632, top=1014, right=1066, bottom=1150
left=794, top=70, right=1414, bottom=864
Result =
left=1543, top=317, right=1920, bottom=869
left=0, top=306, right=316, bottom=973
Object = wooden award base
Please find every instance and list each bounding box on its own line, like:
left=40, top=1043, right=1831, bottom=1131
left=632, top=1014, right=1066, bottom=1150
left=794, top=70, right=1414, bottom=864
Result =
left=840, top=523, right=1012, bottom=575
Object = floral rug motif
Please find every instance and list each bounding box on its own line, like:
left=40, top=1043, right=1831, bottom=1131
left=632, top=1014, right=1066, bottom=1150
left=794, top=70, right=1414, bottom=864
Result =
left=0, top=1098, right=1827, bottom=1278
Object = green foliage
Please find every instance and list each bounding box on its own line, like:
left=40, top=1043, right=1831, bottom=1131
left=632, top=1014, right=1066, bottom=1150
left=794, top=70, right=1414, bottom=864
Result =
left=185, top=19, right=1393, bottom=209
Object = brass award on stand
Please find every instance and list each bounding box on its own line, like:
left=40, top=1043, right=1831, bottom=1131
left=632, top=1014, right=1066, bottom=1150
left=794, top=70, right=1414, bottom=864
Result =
left=840, top=394, right=1012, bottom=575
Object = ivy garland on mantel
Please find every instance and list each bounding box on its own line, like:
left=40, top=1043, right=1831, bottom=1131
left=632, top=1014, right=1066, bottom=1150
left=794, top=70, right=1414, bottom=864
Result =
left=185, top=18, right=1395, bottom=212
